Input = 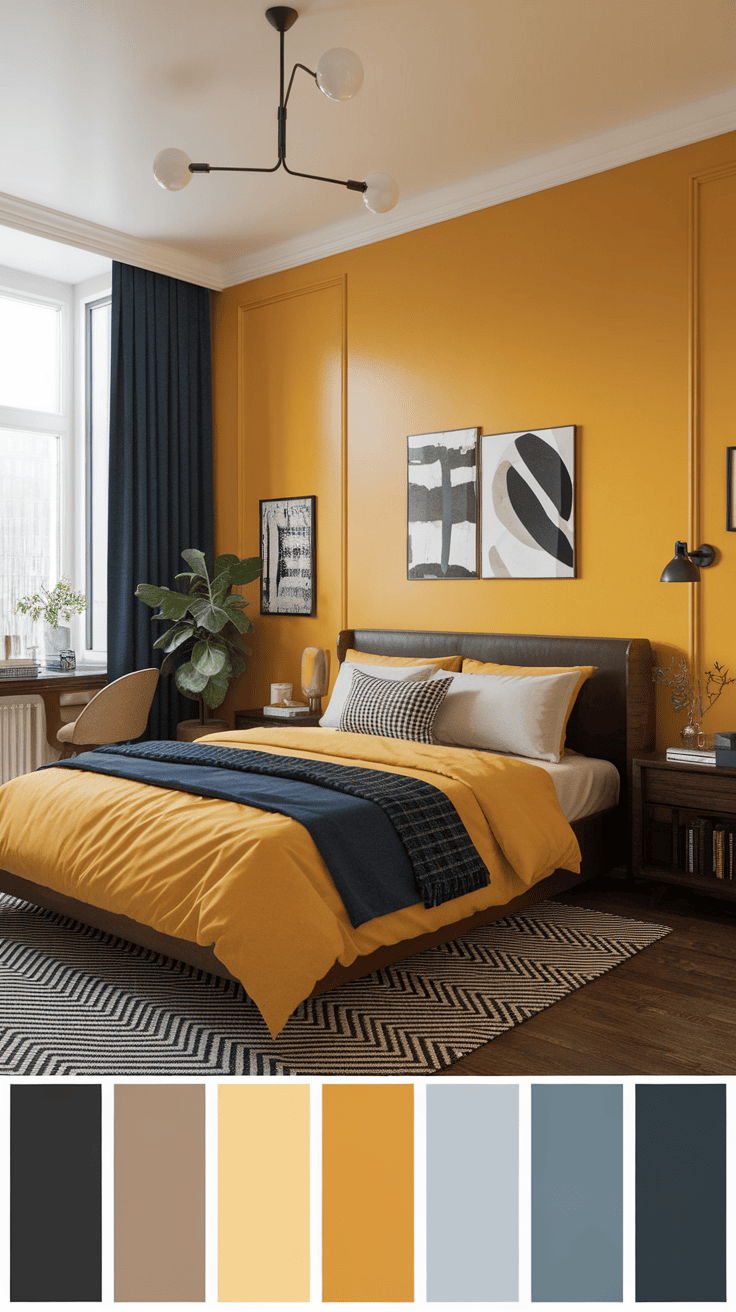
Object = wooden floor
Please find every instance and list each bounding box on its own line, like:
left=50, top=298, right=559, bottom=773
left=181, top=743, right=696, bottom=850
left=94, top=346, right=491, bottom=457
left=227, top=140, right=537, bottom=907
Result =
left=440, top=874, right=736, bottom=1076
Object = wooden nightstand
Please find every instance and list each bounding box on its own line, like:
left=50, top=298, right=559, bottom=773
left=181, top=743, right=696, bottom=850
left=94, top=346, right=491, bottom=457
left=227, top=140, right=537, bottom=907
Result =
left=234, top=707, right=323, bottom=730
left=632, top=755, right=736, bottom=900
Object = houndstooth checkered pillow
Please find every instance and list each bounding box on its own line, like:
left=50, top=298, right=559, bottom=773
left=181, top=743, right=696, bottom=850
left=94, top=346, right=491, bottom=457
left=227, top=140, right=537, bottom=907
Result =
left=339, top=667, right=452, bottom=743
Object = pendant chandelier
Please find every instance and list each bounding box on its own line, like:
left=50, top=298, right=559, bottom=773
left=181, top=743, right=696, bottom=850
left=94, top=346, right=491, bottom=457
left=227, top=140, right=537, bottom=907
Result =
left=153, top=5, right=399, bottom=214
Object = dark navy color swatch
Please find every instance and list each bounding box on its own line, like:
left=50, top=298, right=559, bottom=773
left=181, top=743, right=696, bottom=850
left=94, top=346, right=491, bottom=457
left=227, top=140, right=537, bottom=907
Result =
left=11, top=1084, right=102, bottom=1302
left=636, top=1083, right=726, bottom=1303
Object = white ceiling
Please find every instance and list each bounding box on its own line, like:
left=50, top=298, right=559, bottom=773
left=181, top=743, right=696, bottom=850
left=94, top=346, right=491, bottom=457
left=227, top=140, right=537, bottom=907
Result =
left=0, top=226, right=110, bottom=285
left=0, top=0, right=735, bottom=287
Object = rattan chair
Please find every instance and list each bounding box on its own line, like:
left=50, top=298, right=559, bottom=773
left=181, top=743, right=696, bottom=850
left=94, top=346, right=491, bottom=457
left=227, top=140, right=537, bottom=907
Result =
left=56, top=668, right=159, bottom=759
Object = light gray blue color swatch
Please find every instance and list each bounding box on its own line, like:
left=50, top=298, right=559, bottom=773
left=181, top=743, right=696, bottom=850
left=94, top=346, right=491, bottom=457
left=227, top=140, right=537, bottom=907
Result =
left=427, top=1083, right=518, bottom=1302
left=531, top=1084, right=623, bottom=1302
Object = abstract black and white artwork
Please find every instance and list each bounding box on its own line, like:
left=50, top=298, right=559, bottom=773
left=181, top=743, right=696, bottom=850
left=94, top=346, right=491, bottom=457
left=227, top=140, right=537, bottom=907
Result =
left=407, top=428, right=479, bottom=579
left=260, top=496, right=316, bottom=614
left=480, top=427, right=576, bottom=578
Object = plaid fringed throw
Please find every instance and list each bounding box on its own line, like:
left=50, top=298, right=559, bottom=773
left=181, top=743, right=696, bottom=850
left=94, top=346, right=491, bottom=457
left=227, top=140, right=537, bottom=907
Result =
left=52, top=740, right=491, bottom=912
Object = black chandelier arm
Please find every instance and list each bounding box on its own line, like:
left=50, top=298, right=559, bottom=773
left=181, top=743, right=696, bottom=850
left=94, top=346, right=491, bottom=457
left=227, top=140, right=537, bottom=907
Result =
left=189, top=161, right=283, bottom=175
left=284, top=62, right=316, bottom=108
left=281, top=160, right=366, bottom=191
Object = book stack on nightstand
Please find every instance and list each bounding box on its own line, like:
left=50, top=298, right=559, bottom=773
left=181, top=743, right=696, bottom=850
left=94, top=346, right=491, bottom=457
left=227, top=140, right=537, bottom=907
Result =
left=632, top=754, right=736, bottom=898
left=234, top=707, right=323, bottom=731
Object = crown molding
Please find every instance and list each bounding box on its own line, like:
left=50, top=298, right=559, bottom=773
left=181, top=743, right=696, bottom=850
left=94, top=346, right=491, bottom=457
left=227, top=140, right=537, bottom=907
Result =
left=0, top=88, right=734, bottom=293
left=221, top=86, right=736, bottom=287
left=0, top=190, right=224, bottom=290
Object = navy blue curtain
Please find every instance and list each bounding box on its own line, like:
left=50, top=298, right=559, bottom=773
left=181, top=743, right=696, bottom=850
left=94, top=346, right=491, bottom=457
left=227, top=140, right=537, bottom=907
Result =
left=107, top=262, right=214, bottom=740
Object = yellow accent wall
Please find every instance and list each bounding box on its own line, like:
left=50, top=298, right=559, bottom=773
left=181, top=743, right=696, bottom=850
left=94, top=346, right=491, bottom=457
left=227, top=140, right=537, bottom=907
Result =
left=213, top=130, right=736, bottom=746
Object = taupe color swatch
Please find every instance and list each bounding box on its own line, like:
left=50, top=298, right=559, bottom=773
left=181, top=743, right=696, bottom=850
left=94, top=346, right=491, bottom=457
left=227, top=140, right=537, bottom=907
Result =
left=114, top=1084, right=205, bottom=1303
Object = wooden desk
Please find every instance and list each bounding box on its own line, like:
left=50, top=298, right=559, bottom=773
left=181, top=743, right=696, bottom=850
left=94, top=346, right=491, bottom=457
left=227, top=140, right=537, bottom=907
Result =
left=0, top=667, right=107, bottom=751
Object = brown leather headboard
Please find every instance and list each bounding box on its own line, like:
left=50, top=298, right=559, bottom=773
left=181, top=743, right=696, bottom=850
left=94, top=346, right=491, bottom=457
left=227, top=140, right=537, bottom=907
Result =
left=337, top=629, right=655, bottom=790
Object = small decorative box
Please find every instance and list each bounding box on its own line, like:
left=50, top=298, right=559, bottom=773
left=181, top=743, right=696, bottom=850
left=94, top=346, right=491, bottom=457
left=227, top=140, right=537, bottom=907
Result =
left=714, top=732, right=736, bottom=749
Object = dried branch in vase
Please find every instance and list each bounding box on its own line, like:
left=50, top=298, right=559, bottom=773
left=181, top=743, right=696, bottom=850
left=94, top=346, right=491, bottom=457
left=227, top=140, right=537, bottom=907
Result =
left=655, top=657, right=736, bottom=726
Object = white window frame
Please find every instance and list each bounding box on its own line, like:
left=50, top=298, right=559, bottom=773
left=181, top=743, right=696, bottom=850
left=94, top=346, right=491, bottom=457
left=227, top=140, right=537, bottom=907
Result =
left=74, top=273, right=112, bottom=662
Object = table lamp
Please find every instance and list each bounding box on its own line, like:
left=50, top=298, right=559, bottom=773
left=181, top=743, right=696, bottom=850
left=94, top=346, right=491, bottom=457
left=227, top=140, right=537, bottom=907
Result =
left=301, top=647, right=328, bottom=714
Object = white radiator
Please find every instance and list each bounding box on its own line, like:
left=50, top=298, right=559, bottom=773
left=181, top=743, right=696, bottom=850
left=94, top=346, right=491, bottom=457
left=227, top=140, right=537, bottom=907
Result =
left=0, top=695, right=58, bottom=784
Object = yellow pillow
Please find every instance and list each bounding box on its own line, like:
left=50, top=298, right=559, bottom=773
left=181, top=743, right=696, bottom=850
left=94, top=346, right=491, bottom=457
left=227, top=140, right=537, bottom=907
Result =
left=460, top=658, right=597, bottom=752
left=346, top=649, right=462, bottom=672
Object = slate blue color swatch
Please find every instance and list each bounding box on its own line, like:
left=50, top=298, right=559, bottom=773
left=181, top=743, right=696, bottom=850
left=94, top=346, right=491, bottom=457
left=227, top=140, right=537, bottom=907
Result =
left=636, top=1083, right=726, bottom=1303
left=532, top=1083, right=623, bottom=1302
left=427, top=1083, right=518, bottom=1301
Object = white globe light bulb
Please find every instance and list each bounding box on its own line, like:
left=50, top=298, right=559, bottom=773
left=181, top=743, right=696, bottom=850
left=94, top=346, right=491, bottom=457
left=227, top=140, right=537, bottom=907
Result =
left=153, top=148, right=193, bottom=191
left=316, top=48, right=364, bottom=101
left=362, top=172, right=399, bottom=214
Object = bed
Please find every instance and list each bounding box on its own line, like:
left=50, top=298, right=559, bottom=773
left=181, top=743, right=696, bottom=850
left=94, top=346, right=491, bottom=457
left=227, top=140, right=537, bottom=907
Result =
left=0, top=628, right=654, bottom=1035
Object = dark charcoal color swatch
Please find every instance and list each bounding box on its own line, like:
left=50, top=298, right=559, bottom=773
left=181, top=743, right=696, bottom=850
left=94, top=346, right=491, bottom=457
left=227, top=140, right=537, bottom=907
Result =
left=636, top=1084, right=726, bottom=1303
left=11, top=1084, right=102, bottom=1302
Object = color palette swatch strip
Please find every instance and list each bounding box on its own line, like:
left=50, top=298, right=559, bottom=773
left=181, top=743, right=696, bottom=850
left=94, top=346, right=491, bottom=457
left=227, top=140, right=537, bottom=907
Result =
left=5, top=1081, right=729, bottom=1303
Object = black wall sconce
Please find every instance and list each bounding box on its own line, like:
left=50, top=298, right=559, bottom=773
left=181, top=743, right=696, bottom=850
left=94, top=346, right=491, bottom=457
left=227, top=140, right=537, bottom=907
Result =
left=660, top=540, right=716, bottom=582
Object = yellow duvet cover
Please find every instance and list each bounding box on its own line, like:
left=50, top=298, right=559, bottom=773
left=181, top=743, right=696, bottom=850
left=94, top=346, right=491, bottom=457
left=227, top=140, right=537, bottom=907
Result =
left=0, top=727, right=580, bottom=1036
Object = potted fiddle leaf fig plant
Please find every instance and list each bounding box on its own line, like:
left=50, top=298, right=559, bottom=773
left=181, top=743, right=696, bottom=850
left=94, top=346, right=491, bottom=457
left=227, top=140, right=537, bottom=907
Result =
left=136, top=549, right=261, bottom=731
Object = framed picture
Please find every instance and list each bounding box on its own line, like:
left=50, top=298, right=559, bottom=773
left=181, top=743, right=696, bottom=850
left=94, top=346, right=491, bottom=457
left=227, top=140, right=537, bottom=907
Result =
left=260, top=496, right=316, bottom=615
left=727, top=448, right=736, bottom=531
left=480, top=426, right=576, bottom=578
left=407, top=427, right=479, bottom=578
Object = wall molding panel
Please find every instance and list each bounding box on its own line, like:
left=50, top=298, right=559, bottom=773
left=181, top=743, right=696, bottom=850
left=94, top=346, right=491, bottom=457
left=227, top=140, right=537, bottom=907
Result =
left=688, top=160, right=736, bottom=673
left=236, top=277, right=347, bottom=699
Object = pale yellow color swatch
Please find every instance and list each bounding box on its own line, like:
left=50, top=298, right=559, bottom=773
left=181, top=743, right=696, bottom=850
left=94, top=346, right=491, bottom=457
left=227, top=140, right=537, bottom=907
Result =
left=218, top=1084, right=310, bottom=1302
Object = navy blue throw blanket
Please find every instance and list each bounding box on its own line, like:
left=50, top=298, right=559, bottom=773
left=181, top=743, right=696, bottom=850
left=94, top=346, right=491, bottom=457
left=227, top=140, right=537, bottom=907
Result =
left=47, top=741, right=490, bottom=928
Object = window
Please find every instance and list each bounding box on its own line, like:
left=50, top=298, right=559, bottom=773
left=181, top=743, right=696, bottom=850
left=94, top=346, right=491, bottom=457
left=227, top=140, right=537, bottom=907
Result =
left=0, top=266, right=112, bottom=663
left=0, top=295, right=61, bottom=413
left=0, top=285, right=67, bottom=660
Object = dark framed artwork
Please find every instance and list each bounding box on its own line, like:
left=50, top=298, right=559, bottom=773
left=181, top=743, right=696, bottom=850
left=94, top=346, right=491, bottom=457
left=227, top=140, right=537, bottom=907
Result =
left=260, top=496, right=316, bottom=615
left=727, top=448, right=736, bottom=531
left=407, top=427, right=479, bottom=578
left=480, top=426, right=576, bottom=578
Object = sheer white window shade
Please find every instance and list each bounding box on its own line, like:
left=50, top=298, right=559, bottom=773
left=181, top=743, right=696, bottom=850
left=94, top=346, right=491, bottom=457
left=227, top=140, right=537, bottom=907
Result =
left=0, top=274, right=69, bottom=662
left=0, top=428, right=61, bottom=656
left=0, top=294, right=61, bottom=413
left=0, top=267, right=111, bottom=667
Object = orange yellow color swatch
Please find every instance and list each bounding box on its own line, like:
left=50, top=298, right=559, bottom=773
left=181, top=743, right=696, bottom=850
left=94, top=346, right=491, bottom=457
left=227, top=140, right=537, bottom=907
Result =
left=322, top=1084, right=414, bottom=1302
left=218, top=1084, right=310, bottom=1302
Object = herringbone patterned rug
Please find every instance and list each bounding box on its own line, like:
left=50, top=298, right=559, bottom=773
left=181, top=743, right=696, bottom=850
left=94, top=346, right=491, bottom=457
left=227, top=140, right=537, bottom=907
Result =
left=0, top=894, right=670, bottom=1075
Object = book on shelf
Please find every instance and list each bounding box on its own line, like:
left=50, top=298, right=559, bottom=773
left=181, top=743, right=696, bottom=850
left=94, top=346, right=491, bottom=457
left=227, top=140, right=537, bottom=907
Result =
left=0, top=658, right=38, bottom=679
left=665, top=747, right=716, bottom=766
left=681, top=817, right=736, bottom=880
left=713, top=824, right=726, bottom=880
left=262, top=703, right=311, bottom=718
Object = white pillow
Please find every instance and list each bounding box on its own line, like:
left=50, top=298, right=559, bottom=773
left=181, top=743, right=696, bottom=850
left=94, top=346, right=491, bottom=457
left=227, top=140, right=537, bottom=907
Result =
left=429, top=669, right=583, bottom=762
left=320, top=661, right=439, bottom=729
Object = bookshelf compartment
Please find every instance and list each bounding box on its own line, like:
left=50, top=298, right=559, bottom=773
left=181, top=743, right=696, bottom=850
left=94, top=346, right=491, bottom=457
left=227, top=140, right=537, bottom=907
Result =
left=633, top=758, right=736, bottom=897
